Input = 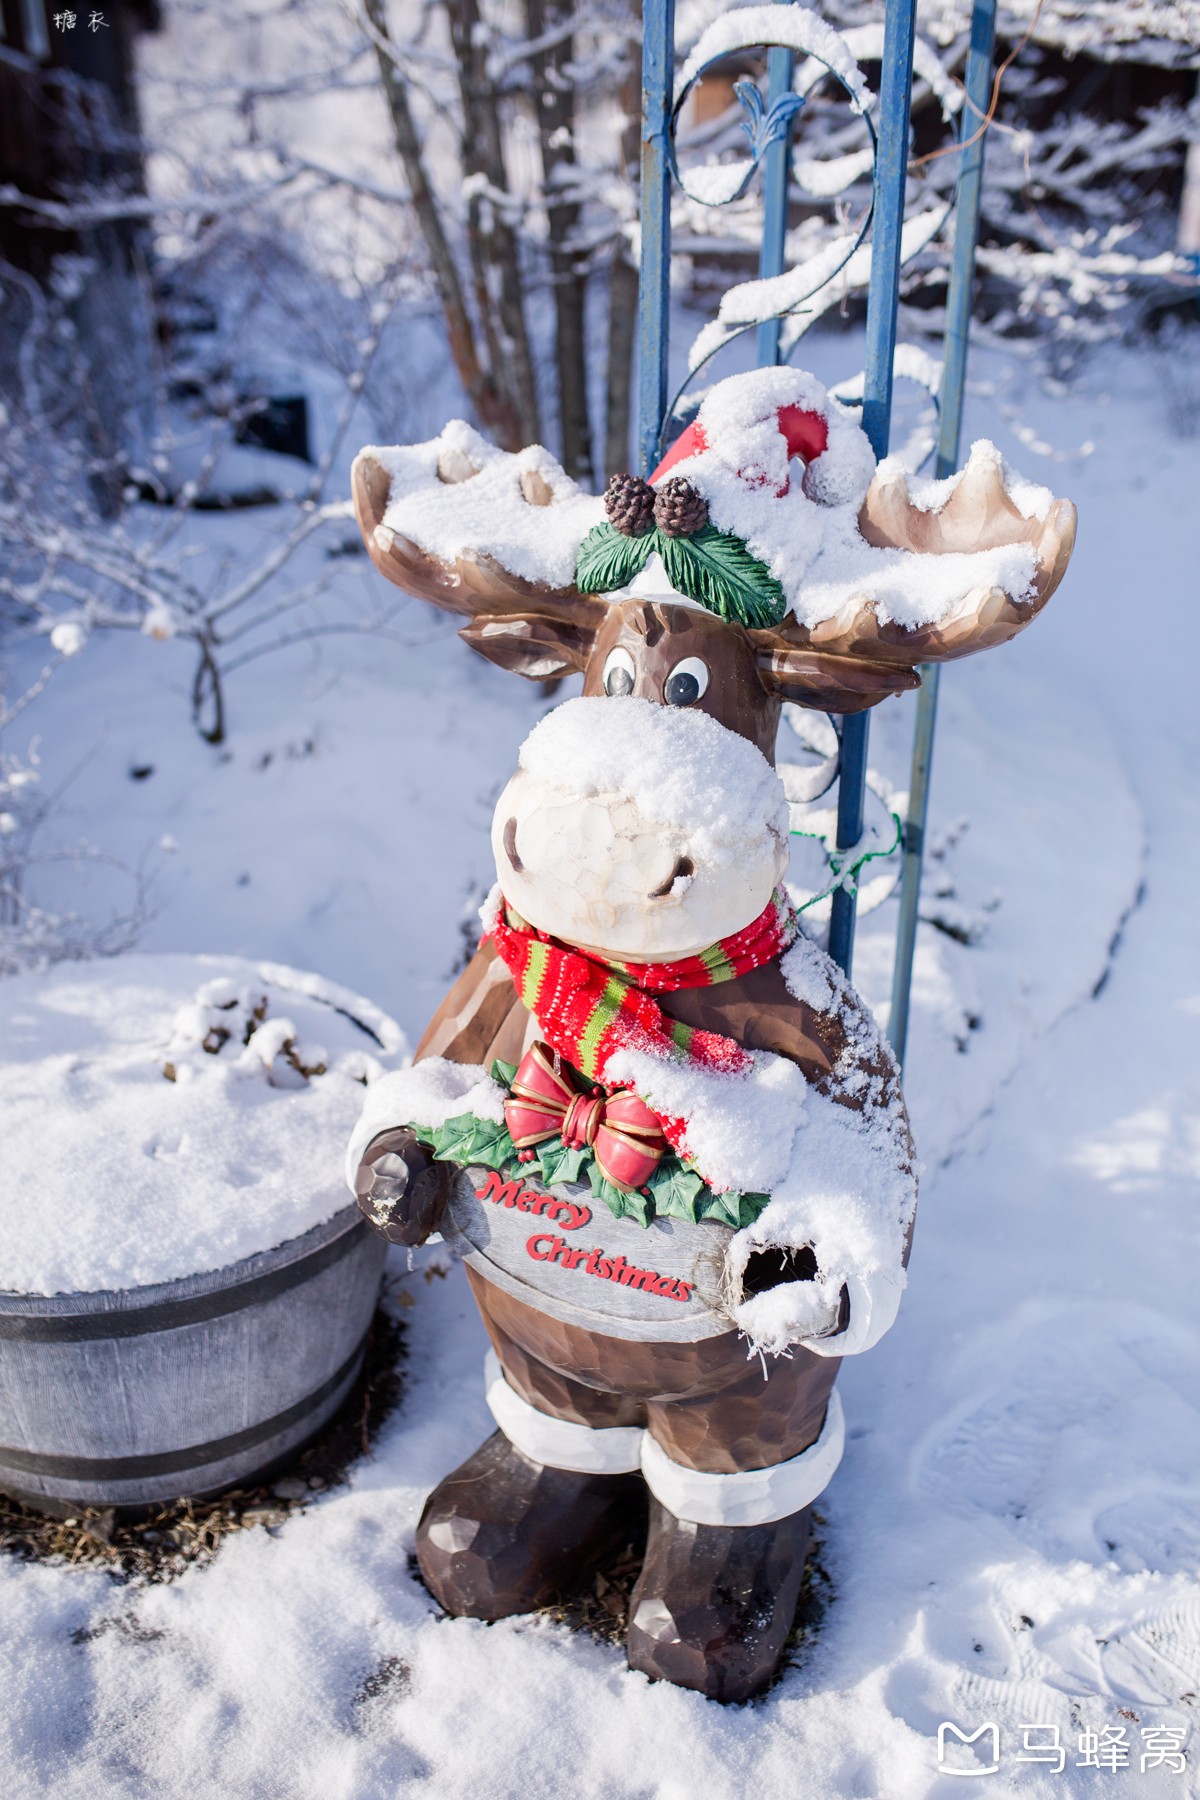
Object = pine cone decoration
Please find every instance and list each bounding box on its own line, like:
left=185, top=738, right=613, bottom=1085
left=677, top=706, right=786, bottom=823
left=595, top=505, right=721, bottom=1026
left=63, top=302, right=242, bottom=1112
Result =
left=605, top=472, right=656, bottom=537
left=653, top=478, right=709, bottom=538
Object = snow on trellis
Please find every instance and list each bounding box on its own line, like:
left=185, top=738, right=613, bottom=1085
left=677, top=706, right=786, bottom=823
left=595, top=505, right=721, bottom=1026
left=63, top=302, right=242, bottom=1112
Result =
left=676, top=6, right=871, bottom=108
left=687, top=209, right=947, bottom=371
left=830, top=342, right=946, bottom=471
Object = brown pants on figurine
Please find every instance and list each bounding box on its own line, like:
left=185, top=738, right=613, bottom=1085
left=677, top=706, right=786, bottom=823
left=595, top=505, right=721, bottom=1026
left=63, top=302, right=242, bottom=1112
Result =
left=473, top=1271, right=840, bottom=1465
left=415, top=1270, right=842, bottom=1702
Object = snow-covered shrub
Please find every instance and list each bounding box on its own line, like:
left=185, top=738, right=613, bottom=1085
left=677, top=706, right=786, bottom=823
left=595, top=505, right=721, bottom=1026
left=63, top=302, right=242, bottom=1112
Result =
left=0, top=222, right=435, bottom=745
left=0, top=653, right=156, bottom=978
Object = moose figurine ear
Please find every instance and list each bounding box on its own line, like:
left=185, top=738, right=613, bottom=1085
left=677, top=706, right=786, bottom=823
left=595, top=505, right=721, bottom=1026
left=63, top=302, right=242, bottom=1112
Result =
left=458, top=612, right=604, bottom=682
left=748, top=628, right=920, bottom=712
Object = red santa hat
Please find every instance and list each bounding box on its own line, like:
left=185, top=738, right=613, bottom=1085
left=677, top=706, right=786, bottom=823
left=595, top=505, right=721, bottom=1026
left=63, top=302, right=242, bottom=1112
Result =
left=577, top=368, right=878, bottom=629
left=651, top=366, right=876, bottom=507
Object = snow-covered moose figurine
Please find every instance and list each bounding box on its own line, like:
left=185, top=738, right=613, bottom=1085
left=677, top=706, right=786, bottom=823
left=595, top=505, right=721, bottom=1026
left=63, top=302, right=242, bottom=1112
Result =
left=345, top=367, right=1076, bottom=1701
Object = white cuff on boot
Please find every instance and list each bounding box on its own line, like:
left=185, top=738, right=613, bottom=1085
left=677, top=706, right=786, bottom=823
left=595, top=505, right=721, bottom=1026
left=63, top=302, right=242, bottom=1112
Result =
left=639, top=1390, right=845, bottom=1527
left=483, top=1350, right=644, bottom=1475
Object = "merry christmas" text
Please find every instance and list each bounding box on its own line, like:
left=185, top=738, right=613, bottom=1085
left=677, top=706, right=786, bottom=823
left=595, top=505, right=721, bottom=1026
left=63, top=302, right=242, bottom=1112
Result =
left=526, top=1234, right=694, bottom=1303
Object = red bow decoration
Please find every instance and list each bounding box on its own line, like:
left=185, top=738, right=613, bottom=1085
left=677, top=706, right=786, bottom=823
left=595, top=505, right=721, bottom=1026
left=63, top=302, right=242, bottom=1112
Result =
left=504, top=1043, right=667, bottom=1196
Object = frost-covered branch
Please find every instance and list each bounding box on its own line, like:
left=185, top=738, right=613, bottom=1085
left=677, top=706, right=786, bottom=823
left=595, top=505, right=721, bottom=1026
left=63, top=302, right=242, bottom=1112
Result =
left=0, top=169, right=312, bottom=230
left=672, top=11, right=1197, bottom=403
left=0, top=243, right=429, bottom=745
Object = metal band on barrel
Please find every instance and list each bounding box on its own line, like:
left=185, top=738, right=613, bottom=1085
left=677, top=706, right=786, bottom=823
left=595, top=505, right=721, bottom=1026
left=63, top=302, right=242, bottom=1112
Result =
left=0, top=1218, right=370, bottom=1343
left=0, top=1334, right=367, bottom=1481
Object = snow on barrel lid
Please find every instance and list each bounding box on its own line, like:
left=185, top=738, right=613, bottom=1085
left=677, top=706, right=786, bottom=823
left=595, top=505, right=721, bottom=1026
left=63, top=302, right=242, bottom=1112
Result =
left=0, top=954, right=408, bottom=1297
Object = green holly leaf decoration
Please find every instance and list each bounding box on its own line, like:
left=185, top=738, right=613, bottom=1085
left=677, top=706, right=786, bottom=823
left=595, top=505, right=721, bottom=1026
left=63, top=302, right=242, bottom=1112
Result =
left=643, top=1157, right=710, bottom=1224
left=535, top=1138, right=590, bottom=1188
left=426, top=1111, right=511, bottom=1171
left=693, top=1186, right=748, bottom=1229
left=575, top=523, right=655, bottom=597
left=658, top=525, right=786, bottom=630
left=489, top=1059, right=519, bottom=1089
left=399, top=1093, right=776, bottom=1234
left=585, top=1162, right=654, bottom=1228
left=574, top=513, right=786, bottom=631
left=738, top=1191, right=771, bottom=1227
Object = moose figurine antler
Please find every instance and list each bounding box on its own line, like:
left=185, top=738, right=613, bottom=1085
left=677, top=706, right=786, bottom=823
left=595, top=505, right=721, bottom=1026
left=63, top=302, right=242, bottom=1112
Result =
left=345, top=366, right=1076, bottom=1702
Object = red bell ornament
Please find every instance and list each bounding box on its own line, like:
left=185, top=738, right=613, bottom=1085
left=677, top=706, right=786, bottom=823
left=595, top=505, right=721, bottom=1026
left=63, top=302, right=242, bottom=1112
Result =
left=504, top=1043, right=667, bottom=1195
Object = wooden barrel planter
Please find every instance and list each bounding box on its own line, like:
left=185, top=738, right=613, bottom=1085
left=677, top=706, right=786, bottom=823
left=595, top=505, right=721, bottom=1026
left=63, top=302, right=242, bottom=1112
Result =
left=0, top=953, right=406, bottom=1515
left=0, top=1206, right=386, bottom=1513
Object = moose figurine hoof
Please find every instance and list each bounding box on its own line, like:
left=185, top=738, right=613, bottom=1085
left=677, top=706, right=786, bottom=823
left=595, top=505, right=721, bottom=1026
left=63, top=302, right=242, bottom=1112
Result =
left=346, top=366, right=1076, bottom=1700
left=626, top=1500, right=813, bottom=1704
left=416, top=1430, right=647, bottom=1620
left=355, top=1128, right=451, bottom=1246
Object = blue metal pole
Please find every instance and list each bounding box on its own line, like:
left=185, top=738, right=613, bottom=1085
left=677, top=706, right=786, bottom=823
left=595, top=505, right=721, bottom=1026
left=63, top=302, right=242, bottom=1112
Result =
left=887, top=665, right=939, bottom=1057
left=756, top=45, right=796, bottom=368
left=858, top=0, right=918, bottom=464
left=828, top=0, right=917, bottom=978
left=887, top=0, right=997, bottom=1065
left=638, top=0, right=675, bottom=477
left=936, top=0, right=997, bottom=483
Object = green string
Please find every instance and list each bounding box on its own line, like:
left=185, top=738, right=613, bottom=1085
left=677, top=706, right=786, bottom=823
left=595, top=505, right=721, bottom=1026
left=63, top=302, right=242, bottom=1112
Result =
left=788, top=810, right=902, bottom=912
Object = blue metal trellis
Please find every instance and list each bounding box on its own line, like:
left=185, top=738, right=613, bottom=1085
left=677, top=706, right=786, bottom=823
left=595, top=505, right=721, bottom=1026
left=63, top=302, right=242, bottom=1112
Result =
left=638, top=0, right=676, bottom=480
left=756, top=45, right=797, bottom=370
left=638, top=0, right=988, bottom=999
left=887, top=0, right=998, bottom=1065
left=827, top=0, right=918, bottom=979
left=656, top=42, right=873, bottom=456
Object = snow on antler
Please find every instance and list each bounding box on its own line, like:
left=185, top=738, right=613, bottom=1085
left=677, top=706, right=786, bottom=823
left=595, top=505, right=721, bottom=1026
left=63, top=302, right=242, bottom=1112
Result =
left=350, top=430, right=604, bottom=619
left=785, top=440, right=1078, bottom=663
left=368, top=422, right=602, bottom=591
left=353, top=390, right=1076, bottom=674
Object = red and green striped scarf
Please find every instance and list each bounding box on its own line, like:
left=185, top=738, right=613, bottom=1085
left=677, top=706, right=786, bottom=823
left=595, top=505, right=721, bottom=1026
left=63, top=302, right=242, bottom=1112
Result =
left=486, top=889, right=797, bottom=1152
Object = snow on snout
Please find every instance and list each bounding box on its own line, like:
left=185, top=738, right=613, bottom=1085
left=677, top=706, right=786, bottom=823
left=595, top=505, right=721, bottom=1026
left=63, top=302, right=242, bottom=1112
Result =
left=491, top=696, right=790, bottom=957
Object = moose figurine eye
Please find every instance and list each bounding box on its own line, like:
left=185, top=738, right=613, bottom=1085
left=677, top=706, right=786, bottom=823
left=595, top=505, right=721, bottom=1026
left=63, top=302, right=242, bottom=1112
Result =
left=663, top=657, right=709, bottom=708
left=602, top=647, right=636, bottom=697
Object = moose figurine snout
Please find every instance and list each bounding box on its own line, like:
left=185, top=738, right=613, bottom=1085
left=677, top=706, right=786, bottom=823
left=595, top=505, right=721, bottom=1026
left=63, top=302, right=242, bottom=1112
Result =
left=489, top=698, right=791, bottom=961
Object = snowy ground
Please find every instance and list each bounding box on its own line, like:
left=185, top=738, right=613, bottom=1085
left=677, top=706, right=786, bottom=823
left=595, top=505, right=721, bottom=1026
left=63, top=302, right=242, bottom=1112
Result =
left=3, top=339, right=1199, bottom=1795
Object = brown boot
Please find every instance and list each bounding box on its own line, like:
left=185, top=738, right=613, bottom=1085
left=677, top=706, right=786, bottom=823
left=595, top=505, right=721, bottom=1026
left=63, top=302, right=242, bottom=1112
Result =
left=416, top=1430, right=647, bottom=1620
left=625, top=1496, right=812, bottom=1702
